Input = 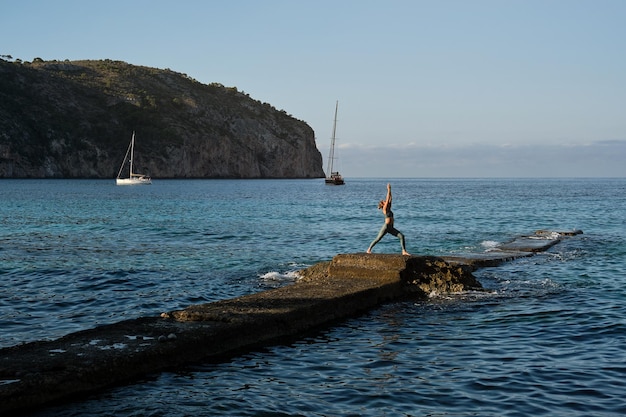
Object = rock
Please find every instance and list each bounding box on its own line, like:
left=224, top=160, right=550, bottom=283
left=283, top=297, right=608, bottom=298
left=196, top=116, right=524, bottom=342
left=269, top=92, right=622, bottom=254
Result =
left=300, top=254, right=481, bottom=298
left=1, top=253, right=483, bottom=414
left=442, top=229, right=585, bottom=268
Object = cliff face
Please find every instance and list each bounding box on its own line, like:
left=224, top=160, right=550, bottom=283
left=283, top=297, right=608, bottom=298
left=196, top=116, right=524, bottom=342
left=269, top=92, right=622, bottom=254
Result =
left=0, top=59, right=325, bottom=179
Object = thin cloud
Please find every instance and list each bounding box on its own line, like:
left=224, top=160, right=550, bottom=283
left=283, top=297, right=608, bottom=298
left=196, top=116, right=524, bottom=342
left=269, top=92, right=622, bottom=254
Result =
left=323, top=140, right=626, bottom=178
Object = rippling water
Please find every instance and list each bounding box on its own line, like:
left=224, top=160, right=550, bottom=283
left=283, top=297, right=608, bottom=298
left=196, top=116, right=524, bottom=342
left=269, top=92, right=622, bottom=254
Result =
left=2, top=178, right=625, bottom=416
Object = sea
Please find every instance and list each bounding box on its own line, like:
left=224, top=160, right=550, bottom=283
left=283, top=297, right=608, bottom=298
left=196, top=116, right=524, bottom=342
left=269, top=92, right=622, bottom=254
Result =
left=1, top=178, right=625, bottom=416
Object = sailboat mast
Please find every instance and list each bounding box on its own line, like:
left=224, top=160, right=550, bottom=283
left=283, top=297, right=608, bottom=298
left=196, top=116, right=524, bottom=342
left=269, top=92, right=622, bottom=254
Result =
left=327, top=101, right=338, bottom=175
left=129, top=131, right=135, bottom=177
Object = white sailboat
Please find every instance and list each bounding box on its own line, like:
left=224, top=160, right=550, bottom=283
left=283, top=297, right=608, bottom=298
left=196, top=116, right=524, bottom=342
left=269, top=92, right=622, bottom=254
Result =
left=116, top=132, right=152, bottom=185
left=325, top=101, right=345, bottom=185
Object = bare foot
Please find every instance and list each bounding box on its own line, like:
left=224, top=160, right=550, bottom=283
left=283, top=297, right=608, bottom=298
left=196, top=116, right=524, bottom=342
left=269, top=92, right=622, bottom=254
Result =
left=366, top=249, right=372, bottom=254
left=402, top=251, right=410, bottom=256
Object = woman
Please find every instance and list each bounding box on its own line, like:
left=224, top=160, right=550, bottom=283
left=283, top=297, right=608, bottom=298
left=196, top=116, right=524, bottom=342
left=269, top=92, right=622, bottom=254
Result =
left=366, top=183, right=410, bottom=255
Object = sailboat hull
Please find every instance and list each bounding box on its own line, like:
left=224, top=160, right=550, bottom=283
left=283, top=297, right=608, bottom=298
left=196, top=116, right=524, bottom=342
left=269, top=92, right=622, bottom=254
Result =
left=116, top=177, right=151, bottom=185
left=325, top=173, right=344, bottom=185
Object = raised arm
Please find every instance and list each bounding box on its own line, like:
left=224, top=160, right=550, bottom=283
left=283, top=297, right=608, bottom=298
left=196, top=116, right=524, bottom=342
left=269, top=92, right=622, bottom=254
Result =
left=384, top=183, right=392, bottom=209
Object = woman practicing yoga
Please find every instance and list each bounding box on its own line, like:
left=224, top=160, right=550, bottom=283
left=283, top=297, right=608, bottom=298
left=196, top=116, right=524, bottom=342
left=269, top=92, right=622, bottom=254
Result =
left=367, top=183, right=410, bottom=255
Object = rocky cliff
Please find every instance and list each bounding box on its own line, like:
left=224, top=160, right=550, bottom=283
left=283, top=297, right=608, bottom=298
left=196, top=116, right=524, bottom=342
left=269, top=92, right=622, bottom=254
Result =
left=0, top=58, right=324, bottom=179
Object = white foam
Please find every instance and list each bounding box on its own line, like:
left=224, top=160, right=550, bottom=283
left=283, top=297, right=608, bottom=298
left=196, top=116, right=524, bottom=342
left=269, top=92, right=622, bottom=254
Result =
left=260, top=271, right=283, bottom=280
left=260, top=270, right=300, bottom=281
left=481, top=240, right=501, bottom=251
left=530, top=231, right=561, bottom=240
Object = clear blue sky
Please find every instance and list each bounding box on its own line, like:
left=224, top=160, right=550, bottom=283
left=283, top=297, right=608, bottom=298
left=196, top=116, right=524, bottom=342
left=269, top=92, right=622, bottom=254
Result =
left=2, top=0, right=625, bottom=177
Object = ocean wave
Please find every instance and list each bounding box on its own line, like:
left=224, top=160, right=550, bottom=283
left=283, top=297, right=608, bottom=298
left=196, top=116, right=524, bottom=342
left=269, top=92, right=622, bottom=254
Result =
left=259, top=270, right=300, bottom=285
left=481, top=240, right=501, bottom=251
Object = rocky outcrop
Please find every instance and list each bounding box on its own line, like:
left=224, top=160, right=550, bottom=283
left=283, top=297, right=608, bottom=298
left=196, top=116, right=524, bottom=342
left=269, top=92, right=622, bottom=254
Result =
left=442, top=230, right=584, bottom=269
left=0, top=58, right=324, bottom=178
left=298, top=254, right=481, bottom=297
left=0, top=230, right=583, bottom=414
left=0, top=254, right=477, bottom=414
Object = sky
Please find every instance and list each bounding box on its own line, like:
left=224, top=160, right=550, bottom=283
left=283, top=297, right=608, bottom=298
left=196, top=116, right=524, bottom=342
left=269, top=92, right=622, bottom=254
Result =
left=2, top=0, right=625, bottom=177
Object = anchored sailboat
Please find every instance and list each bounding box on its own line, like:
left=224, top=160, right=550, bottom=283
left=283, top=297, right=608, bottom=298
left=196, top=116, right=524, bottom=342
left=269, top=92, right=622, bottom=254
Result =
left=325, top=101, right=345, bottom=185
left=116, top=132, right=151, bottom=185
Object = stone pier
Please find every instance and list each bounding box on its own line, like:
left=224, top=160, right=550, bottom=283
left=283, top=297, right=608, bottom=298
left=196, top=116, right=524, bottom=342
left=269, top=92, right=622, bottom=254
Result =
left=0, top=230, right=581, bottom=414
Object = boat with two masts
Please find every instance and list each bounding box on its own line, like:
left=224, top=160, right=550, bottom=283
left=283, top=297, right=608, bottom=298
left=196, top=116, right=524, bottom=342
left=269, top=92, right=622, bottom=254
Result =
left=116, top=132, right=152, bottom=185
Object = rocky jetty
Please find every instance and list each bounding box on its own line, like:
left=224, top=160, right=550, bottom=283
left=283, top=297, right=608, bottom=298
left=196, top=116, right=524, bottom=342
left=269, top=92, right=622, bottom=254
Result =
left=0, top=254, right=477, bottom=414
left=0, top=58, right=324, bottom=179
left=0, top=230, right=582, bottom=414
left=441, top=229, right=583, bottom=269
